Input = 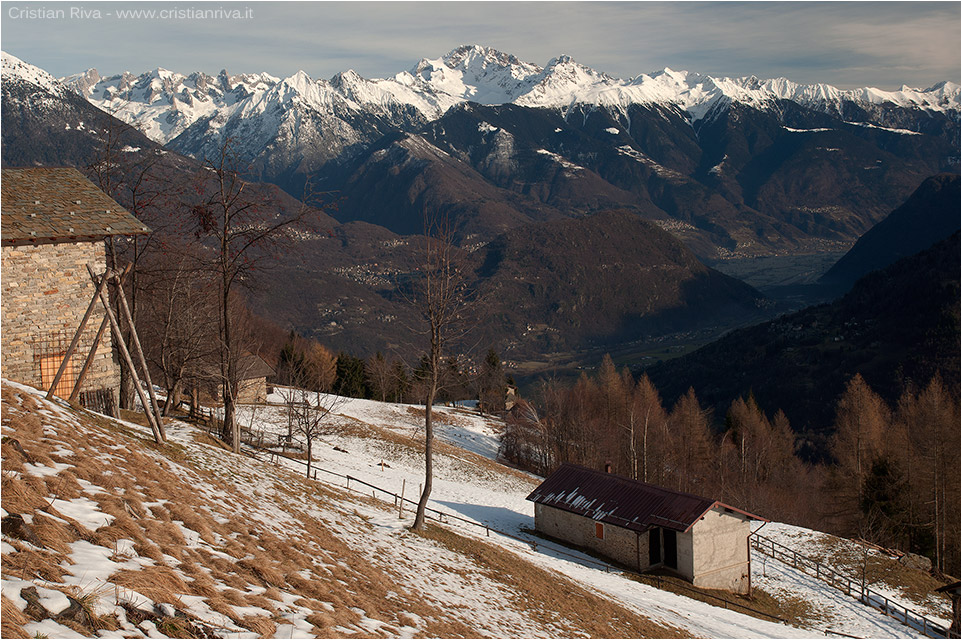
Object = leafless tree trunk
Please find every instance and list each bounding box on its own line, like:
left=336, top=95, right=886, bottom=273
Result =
left=192, top=137, right=312, bottom=453
left=139, top=244, right=218, bottom=417
left=411, top=213, right=471, bottom=531
left=89, top=114, right=176, bottom=410
left=285, top=386, right=345, bottom=479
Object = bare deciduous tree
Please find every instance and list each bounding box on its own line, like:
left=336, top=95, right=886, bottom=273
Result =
left=139, top=243, right=219, bottom=415
left=191, top=137, right=313, bottom=453
left=411, top=213, right=472, bottom=531
left=282, top=386, right=346, bottom=479
left=89, top=117, right=178, bottom=408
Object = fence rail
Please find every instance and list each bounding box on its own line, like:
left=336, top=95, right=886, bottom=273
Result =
left=750, top=533, right=950, bottom=639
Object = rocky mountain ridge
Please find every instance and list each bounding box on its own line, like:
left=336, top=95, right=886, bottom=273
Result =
left=36, top=46, right=958, bottom=257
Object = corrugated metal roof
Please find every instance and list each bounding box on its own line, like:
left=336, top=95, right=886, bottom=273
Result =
left=2, top=168, right=150, bottom=243
left=526, top=463, right=765, bottom=533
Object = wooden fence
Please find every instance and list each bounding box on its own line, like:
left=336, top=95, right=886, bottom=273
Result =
left=750, top=533, right=950, bottom=638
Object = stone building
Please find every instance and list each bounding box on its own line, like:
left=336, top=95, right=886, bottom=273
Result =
left=527, top=463, right=766, bottom=594
left=200, top=353, right=277, bottom=406
left=1, top=168, right=149, bottom=404
left=236, top=353, right=276, bottom=404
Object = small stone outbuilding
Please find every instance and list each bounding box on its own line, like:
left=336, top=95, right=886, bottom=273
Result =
left=527, top=463, right=766, bottom=594
left=235, top=353, right=276, bottom=404
left=1, top=167, right=149, bottom=404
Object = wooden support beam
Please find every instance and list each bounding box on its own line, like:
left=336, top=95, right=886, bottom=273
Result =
left=86, top=264, right=164, bottom=444
left=45, top=266, right=112, bottom=401
left=69, top=264, right=132, bottom=405
left=109, top=268, right=165, bottom=440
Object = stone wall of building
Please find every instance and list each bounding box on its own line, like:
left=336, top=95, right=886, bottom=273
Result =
left=534, top=502, right=647, bottom=570
left=690, top=507, right=752, bottom=594
left=1, top=241, right=118, bottom=396
left=237, top=377, right=268, bottom=404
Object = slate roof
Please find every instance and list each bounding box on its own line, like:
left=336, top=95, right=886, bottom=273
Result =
left=1, top=168, right=150, bottom=244
left=238, top=354, right=276, bottom=381
left=527, top=463, right=766, bottom=533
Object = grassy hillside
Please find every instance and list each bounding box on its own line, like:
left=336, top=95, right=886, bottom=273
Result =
left=3, top=380, right=948, bottom=638
left=0, top=381, right=681, bottom=638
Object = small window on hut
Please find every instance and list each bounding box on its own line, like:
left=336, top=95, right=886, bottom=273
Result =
left=595, top=522, right=605, bottom=539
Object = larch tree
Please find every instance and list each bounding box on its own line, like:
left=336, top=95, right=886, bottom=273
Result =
left=633, top=373, right=669, bottom=485
left=831, top=374, right=889, bottom=499
left=827, top=373, right=889, bottom=536
left=910, top=375, right=960, bottom=574
left=669, top=388, right=712, bottom=493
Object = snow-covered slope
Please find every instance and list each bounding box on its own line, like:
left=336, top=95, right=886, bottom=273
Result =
left=2, top=380, right=952, bottom=638
left=2, top=51, right=71, bottom=98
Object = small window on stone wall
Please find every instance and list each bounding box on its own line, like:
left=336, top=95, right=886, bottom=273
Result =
left=40, top=353, right=73, bottom=397
left=34, top=330, right=89, bottom=398
left=595, top=522, right=604, bottom=539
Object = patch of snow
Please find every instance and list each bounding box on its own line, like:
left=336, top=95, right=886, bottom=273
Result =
left=783, top=126, right=833, bottom=133
left=844, top=121, right=923, bottom=135
left=49, top=497, right=115, bottom=530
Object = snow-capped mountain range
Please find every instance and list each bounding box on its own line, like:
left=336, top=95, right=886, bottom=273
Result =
left=56, top=44, right=960, bottom=146
left=3, top=47, right=959, bottom=262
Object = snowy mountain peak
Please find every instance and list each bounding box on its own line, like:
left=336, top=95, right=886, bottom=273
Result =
left=2, top=50, right=68, bottom=96
left=443, top=44, right=542, bottom=77
left=281, top=69, right=316, bottom=93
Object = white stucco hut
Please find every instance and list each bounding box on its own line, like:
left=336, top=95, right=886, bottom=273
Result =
left=527, top=463, right=766, bottom=594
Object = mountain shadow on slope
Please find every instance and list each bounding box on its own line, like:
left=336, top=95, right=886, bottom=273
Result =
left=471, top=210, right=767, bottom=359
left=644, top=233, right=961, bottom=460
left=820, top=173, right=961, bottom=292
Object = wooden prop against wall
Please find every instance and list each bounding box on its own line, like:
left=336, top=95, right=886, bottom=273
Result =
left=44, top=263, right=166, bottom=444
left=44, top=265, right=124, bottom=405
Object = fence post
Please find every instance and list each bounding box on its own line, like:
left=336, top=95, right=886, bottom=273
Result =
left=398, top=479, right=406, bottom=519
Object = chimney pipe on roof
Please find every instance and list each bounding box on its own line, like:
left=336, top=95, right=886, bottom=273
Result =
left=605, top=461, right=612, bottom=474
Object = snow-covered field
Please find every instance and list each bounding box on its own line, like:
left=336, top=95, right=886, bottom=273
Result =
left=243, top=388, right=949, bottom=638
left=2, top=380, right=951, bottom=638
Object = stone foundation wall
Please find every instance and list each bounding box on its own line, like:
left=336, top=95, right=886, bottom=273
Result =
left=534, top=503, right=646, bottom=570
left=1, top=241, right=118, bottom=395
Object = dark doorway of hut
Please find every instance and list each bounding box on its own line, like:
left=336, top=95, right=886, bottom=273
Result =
left=649, top=528, right=678, bottom=570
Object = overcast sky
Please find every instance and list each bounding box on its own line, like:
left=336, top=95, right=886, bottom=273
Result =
left=2, top=1, right=959, bottom=90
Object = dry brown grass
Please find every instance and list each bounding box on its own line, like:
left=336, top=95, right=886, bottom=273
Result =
left=799, top=534, right=952, bottom=616
left=239, top=615, right=276, bottom=638
left=237, top=557, right=287, bottom=588
left=111, top=566, right=190, bottom=606
left=1, top=594, right=30, bottom=638
left=2, top=382, right=682, bottom=638
left=0, top=473, right=50, bottom=518
left=419, top=524, right=688, bottom=638
left=750, top=587, right=826, bottom=627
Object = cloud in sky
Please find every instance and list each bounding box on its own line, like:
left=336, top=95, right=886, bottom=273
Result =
left=2, top=1, right=958, bottom=89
